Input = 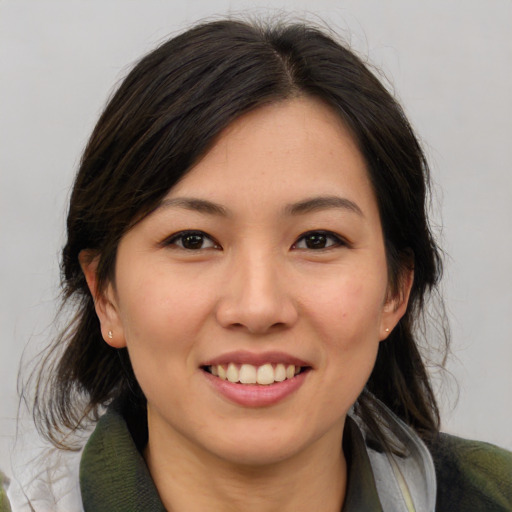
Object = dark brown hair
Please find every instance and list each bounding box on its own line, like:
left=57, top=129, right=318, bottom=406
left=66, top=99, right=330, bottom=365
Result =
left=32, top=19, right=446, bottom=448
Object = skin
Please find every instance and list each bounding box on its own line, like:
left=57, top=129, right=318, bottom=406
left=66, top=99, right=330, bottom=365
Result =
left=82, top=97, right=412, bottom=512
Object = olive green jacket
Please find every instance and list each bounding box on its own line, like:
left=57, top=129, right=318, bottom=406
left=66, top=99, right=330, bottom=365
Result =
left=78, top=404, right=512, bottom=512
left=0, top=472, right=11, bottom=512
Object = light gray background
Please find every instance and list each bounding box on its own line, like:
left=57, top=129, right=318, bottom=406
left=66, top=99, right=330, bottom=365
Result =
left=1, top=0, right=511, bottom=476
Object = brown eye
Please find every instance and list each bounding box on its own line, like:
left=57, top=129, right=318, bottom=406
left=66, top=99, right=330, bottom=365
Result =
left=182, top=233, right=205, bottom=249
left=167, top=231, right=219, bottom=250
left=294, top=231, right=344, bottom=250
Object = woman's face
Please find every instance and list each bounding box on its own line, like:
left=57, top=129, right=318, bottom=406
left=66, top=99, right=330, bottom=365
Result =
left=91, top=97, right=409, bottom=467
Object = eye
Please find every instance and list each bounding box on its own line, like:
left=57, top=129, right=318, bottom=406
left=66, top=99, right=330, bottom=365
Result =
left=293, top=231, right=345, bottom=250
left=165, top=230, right=220, bottom=250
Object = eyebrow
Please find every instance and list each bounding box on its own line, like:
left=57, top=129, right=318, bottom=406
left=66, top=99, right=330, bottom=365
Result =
left=156, top=197, right=229, bottom=216
left=285, top=196, right=364, bottom=217
left=156, top=195, right=363, bottom=218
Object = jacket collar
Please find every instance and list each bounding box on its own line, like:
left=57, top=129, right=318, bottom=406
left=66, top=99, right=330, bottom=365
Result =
left=80, top=401, right=432, bottom=512
left=80, top=405, right=165, bottom=512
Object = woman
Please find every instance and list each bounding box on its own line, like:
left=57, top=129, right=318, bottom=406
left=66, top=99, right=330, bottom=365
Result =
left=7, top=19, right=512, bottom=512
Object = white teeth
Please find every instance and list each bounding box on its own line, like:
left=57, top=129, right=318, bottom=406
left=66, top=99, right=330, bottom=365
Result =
left=239, top=364, right=257, bottom=384
left=227, top=363, right=239, bottom=383
left=256, top=363, right=275, bottom=385
left=274, top=363, right=286, bottom=382
left=209, top=363, right=304, bottom=385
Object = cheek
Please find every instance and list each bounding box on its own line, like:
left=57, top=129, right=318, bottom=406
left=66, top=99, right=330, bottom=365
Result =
left=116, top=271, right=214, bottom=401
left=300, top=270, right=386, bottom=395
left=115, top=274, right=218, bottom=398
left=118, top=267, right=214, bottom=342
left=302, top=272, right=386, bottom=343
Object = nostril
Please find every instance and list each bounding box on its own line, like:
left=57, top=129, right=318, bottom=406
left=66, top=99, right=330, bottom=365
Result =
left=231, top=321, right=290, bottom=334
left=216, top=295, right=298, bottom=334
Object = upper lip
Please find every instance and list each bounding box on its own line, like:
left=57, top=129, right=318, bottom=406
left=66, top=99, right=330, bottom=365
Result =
left=201, top=351, right=311, bottom=368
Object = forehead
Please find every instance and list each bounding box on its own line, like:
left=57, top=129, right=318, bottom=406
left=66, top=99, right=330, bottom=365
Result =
left=166, top=97, right=377, bottom=218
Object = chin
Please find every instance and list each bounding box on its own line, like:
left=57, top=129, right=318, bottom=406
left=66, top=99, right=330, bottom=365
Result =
left=203, top=419, right=328, bottom=468
left=214, top=438, right=305, bottom=468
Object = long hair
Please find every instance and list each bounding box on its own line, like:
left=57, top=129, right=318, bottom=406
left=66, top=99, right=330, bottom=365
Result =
left=31, top=18, right=447, bottom=448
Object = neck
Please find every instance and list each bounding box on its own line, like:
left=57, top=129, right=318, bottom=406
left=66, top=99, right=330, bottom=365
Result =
left=144, top=419, right=347, bottom=512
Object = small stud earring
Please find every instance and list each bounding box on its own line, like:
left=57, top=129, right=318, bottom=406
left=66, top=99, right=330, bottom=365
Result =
left=108, top=330, right=113, bottom=339
left=385, top=328, right=390, bottom=333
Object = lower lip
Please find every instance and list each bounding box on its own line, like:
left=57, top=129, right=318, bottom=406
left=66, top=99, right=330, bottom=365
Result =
left=202, top=369, right=309, bottom=407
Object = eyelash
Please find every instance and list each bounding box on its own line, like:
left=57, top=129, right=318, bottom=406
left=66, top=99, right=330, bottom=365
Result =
left=292, top=230, right=347, bottom=250
left=164, top=231, right=220, bottom=251
left=163, top=230, right=347, bottom=251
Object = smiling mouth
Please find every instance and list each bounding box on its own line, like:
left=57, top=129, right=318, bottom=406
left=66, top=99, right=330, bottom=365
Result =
left=202, top=363, right=310, bottom=386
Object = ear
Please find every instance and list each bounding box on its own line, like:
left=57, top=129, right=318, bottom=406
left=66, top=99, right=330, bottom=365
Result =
left=379, top=268, right=414, bottom=341
left=79, top=250, right=126, bottom=348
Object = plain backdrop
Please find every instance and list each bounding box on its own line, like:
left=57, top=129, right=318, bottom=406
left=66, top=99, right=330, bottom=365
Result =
left=1, top=0, right=511, bottom=476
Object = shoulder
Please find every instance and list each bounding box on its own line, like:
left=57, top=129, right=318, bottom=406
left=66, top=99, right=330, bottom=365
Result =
left=428, top=432, right=512, bottom=512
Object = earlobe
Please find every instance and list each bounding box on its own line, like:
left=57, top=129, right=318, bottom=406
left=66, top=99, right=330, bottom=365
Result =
left=380, top=268, right=414, bottom=340
left=78, top=250, right=126, bottom=348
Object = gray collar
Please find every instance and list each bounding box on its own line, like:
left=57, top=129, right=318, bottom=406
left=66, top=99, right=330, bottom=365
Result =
left=348, top=400, right=437, bottom=512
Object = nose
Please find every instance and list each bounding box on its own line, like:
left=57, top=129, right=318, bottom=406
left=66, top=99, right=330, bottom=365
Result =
left=215, top=250, right=299, bottom=334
